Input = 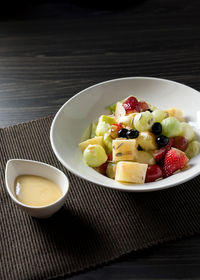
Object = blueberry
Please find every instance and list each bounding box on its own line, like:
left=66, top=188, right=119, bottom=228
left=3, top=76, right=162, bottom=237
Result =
left=152, top=122, right=162, bottom=135
left=126, top=129, right=139, bottom=139
left=156, top=135, right=169, bottom=148
left=118, top=128, right=128, bottom=138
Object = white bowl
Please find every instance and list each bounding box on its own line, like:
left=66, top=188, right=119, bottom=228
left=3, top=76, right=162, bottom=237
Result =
left=50, top=77, right=200, bottom=192
left=5, top=159, right=69, bottom=218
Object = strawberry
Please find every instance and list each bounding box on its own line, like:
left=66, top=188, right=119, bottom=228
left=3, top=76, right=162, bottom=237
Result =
left=154, top=138, right=174, bottom=162
left=163, top=148, right=188, bottom=177
left=145, top=164, right=163, bottom=182
left=122, top=96, right=140, bottom=113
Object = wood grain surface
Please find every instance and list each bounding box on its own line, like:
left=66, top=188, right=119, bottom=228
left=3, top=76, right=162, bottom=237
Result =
left=1, top=0, right=200, bottom=279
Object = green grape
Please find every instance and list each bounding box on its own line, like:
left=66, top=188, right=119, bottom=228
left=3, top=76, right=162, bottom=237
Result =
left=96, top=121, right=110, bottom=136
left=152, top=110, right=167, bottom=123
left=180, top=122, right=195, bottom=142
left=83, top=144, right=107, bottom=167
left=161, top=117, right=182, bottom=137
left=106, top=163, right=117, bottom=179
left=104, top=133, right=113, bottom=154
left=185, top=141, right=200, bottom=159
left=134, top=111, right=154, bottom=132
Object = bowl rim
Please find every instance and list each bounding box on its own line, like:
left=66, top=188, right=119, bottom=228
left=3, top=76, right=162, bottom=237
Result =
left=50, top=76, right=200, bottom=192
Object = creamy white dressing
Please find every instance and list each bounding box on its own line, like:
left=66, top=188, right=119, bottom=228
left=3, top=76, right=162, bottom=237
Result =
left=14, top=175, right=62, bottom=207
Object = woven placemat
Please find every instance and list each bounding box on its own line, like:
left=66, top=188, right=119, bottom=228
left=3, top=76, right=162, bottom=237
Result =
left=1, top=116, right=200, bottom=280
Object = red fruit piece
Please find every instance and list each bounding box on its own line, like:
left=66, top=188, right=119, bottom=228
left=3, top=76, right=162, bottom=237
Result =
left=154, top=138, right=174, bottom=162
left=112, top=123, right=123, bottom=131
left=163, top=148, right=189, bottom=177
left=122, top=96, right=140, bottom=113
left=139, top=101, right=149, bottom=112
left=126, top=109, right=139, bottom=115
left=145, top=164, right=163, bottom=182
left=96, top=154, right=113, bottom=174
left=107, top=153, right=113, bottom=161
left=173, top=136, right=188, bottom=151
left=95, top=161, right=109, bottom=175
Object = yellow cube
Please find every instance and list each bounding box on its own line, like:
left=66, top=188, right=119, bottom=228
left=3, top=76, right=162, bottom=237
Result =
left=115, top=161, right=148, bottom=184
left=112, top=139, right=137, bottom=162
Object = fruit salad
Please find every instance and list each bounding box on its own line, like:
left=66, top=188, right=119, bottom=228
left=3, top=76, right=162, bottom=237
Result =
left=79, top=96, right=200, bottom=184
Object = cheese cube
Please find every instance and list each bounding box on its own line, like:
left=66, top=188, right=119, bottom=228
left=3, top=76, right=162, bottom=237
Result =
left=112, top=139, right=137, bottom=162
left=115, top=161, right=148, bottom=184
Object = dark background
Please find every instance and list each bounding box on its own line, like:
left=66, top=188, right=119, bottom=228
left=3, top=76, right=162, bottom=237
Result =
left=1, top=0, right=200, bottom=279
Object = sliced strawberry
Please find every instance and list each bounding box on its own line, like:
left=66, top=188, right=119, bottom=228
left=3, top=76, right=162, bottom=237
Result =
left=163, top=148, right=189, bottom=177
left=139, top=101, right=149, bottom=112
left=122, top=96, right=140, bottom=113
left=173, top=136, right=188, bottom=151
left=145, top=164, right=163, bottom=182
left=153, top=138, right=174, bottom=162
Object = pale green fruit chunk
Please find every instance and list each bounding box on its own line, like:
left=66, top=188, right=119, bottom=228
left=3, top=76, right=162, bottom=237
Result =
left=180, top=122, right=195, bottom=142
left=106, top=163, right=117, bottom=179
left=148, top=103, right=159, bottom=111
left=152, top=110, right=167, bottom=123
left=106, top=98, right=125, bottom=113
left=90, top=122, right=97, bottom=138
left=134, top=111, right=154, bottom=132
left=185, top=141, right=200, bottom=159
left=104, top=133, right=113, bottom=154
left=136, top=132, right=157, bottom=151
left=118, top=113, right=136, bottom=128
left=99, top=115, right=115, bottom=125
left=96, top=121, right=110, bottom=136
left=79, top=136, right=104, bottom=153
left=161, top=117, right=182, bottom=137
left=136, top=151, right=155, bottom=164
left=96, top=115, right=115, bottom=137
left=83, top=144, right=107, bottom=167
left=106, top=103, right=117, bottom=113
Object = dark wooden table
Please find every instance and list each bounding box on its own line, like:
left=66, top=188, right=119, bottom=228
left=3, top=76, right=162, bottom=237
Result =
left=1, top=0, right=200, bottom=279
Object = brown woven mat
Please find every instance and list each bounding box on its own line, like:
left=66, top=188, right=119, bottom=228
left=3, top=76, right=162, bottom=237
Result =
left=1, top=116, right=200, bottom=280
